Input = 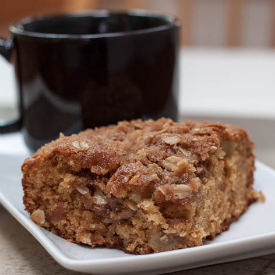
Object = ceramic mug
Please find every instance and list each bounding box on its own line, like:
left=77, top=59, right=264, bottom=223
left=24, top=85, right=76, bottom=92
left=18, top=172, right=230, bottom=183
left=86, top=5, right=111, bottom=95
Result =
left=0, top=11, right=180, bottom=151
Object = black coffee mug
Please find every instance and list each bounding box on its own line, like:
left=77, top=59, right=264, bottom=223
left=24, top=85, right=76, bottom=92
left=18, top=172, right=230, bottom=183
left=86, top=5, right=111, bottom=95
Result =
left=0, top=10, right=180, bottom=151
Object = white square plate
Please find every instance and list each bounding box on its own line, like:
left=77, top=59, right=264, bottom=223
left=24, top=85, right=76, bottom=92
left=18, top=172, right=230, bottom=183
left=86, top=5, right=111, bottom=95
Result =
left=0, top=153, right=275, bottom=275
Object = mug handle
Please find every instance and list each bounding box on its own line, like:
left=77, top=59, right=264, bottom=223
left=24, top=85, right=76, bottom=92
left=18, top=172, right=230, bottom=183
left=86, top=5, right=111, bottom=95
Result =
left=0, top=37, right=22, bottom=133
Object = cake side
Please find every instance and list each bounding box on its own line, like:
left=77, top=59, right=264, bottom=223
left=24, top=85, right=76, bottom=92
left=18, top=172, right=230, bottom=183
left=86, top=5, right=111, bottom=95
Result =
left=22, top=118, right=260, bottom=254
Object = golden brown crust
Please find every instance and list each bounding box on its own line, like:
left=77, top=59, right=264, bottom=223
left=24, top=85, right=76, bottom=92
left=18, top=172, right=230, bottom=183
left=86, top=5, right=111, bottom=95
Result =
left=22, top=118, right=260, bottom=254
left=27, top=118, right=252, bottom=173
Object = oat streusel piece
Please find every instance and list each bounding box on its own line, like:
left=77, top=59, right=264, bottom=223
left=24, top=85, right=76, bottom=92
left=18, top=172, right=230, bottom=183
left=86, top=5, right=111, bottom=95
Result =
left=22, top=118, right=261, bottom=254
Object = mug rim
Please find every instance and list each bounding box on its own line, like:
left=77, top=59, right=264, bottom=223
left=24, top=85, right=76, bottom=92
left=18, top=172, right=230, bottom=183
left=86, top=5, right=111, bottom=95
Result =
left=9, top=10, right=180, bottom=39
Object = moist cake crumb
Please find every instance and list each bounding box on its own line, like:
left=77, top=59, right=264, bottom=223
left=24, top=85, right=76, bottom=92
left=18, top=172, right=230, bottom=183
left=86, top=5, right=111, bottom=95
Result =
left=22, top=118, right=262, bottom=254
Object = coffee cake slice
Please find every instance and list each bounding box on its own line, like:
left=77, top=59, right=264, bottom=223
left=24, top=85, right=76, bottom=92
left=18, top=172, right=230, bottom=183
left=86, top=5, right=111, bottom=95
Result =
left=22, top=118, right=260, bottom=254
